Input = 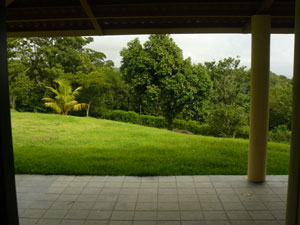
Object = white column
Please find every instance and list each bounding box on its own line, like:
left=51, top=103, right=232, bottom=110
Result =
left=248, top=14, right=271, bottom=182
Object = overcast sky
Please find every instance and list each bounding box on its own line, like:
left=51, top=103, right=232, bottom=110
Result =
left=86, top=34, right=295, bottom=78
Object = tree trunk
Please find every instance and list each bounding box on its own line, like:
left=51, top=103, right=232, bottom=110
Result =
left=86, top=101, right=92, bottom=117
left=139, top=104, right=142, bottom=116
left=167, top=116, right=173, bottom=130
left=10, top=96, right=16, bottom=111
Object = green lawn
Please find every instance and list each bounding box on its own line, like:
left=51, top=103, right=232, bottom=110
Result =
left=11, top=111, right=290, bottom=175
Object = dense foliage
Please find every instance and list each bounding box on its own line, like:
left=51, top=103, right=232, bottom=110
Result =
left=120, top=35, right=211, bottom=129
left=7, top=35, right=293, bottom=142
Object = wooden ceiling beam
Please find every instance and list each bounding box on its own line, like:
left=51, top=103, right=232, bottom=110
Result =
left=243, top=0, right=274, bottom=33
left=7, top=26, right=294, bottom=38
left=258, top=0, right=275, bottom=12
left=6, top=0, right=15, bottom=7
left=80, top=0, right=103, bottom=35
left=7, top=29, right=99, bottom=37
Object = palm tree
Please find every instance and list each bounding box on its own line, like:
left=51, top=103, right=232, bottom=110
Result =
left=43, top=79, right=87, bottom=115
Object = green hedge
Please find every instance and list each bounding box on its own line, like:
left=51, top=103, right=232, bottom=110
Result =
left=269, top=125, right=291, bottom=143
left=102, top=110, right=254, bottom=139
left=103, top=110, right=291, bottom=143
left=173, top=120, right=211, bottom=136
left=140, top=115, right=167, bottom=128
left=103, top=110, right=140, bottom=124
left=103, top=110, right=212, bottom=136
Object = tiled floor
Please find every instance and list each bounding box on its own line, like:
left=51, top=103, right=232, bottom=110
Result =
left=16, top=175, right=288, bottom=225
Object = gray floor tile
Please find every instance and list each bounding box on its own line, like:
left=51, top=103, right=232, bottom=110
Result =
left=158, top=202, right=180, bottom=211
left=249, top=211, right=275, bottom=220
left=180, top=210, right=204, bottom=220
left=133, top=222, right=156, bottom=225
left=84, top=220, right=108, bottom=225
left=61, top=219, right=85, bottom=225
left=15, top=175, right=289, bottom=224
left=19, top=218, right=39, bottom=225
left=36, top=218, right=61, bottom=225
left=65, top=209, right=90, bottom=220
left=71, top=201, right=95, bottom=210
left=201, top=202, right=223, bottom=210
left=180, top=203, right=201, bottom=211
left=50, top=201, right=73, bottom=210
left=115, top=202, right=136, bottom=210
left=110, top=211, right=135, bottom=221
left=226, top=210, right=251, bottom=220
left=203, top=211, right=228, bottom=220
left=181, top=222, right=206, bottom=225
left=137, top=203, right=158, bottom=211
left=87, top=211, right=112, bottom=220
left=93, top=203, right=115, bottom=211
left=108, top=222, right=132, bottom=225
left=21, top=209, right=47, bottom=218
left=222, top=202, right=244, bottom=210
left=157, top=211, right=180, bottom=220
left=43, top=209, right=68, bottom=219
left=157, top=221, right=180, bottom=225
left=134, top=211, right=157, bottom=220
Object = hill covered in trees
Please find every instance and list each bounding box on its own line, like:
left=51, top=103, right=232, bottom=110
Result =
left=8, top=35, right=292, bottom=141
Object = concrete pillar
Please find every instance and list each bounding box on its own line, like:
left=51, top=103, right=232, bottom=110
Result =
left=286, top=0, right=300, bottom=223
left=248, top=15, right=271, bottom=182
left=0, top=1, right=19, bottom=224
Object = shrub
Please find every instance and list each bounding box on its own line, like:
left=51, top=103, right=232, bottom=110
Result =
left=207, top=104, right=248, bottom=138
left=236, top=126, right=249, bottom=139
left=269, top=124, right=291, bottom=143
left=140, top=115, right=167, bottom=128
left=103, top=110, right=222, bottom=137
left=103, top=110, right=140, bottom=124
left=173, top=120, right=211, bottom=135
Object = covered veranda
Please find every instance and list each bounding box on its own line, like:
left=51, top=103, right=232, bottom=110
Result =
left=1, top=0, right=300, bottom=224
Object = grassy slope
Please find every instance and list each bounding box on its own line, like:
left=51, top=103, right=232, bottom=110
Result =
left=11, top=111, right=290, bottom=175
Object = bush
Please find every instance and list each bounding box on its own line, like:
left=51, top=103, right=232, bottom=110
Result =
left=236, top=126, right=249, bottom=139
left=269, top=125, right=291, bottom=143
left=103, top=110, right=213, bottom=136
left=207, top=104, right=248, bottom=138
left=140, top=115, right=167, bottom=128
left=103, top=110, right=140, bottom=124
left=173, top=120, right=211, bottom=135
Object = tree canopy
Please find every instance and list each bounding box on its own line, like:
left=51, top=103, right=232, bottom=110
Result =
left=121, top=34, right=211, bottom=129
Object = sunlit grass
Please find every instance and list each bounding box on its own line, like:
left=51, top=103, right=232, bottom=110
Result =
left=11, top=111, right=290, bottom=175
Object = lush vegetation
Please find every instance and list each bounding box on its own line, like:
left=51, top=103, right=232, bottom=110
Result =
left=8, top=35, right=293, bottom=143
left=12, top=111, right=289, bottom=175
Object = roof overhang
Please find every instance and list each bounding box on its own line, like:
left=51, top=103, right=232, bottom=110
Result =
left=5, top=0, right=295, bottom=37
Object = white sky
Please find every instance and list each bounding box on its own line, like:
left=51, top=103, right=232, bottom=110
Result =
left=86, top=34, right=295, bottom=78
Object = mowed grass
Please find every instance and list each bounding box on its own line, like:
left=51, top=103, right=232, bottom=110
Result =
left=11, top=111, right=290, bottom=175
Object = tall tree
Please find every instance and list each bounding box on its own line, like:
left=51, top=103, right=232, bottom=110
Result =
left=269, top=72, right=292, bottom=129
left=205, top=57, right=250, bottom=137
left=75, top=68, right=111, bottom=117
left=121, top=35, right=211, bottom=129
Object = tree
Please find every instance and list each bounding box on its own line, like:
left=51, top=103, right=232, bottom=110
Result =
left=269, top=72, right=292, bottom=129
left=180, top=63, right=212, bottom=122
left=105, top=69, right=132, bottom=111
left=75, top=68, right=111, bottom=117
left=7, top=37, right=113, bottom=112
left=205, top=57, right=250, bottom=137
left=207, top=104, right=247, bottom=137
left=120, top=38, right=152, bottom=115
left=121, top=35, right=211, bottom=130
left=42, top=79, right=87, bottom=115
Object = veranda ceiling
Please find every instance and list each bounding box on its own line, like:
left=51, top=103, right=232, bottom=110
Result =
left=5, top=0, right=295, bottom=37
